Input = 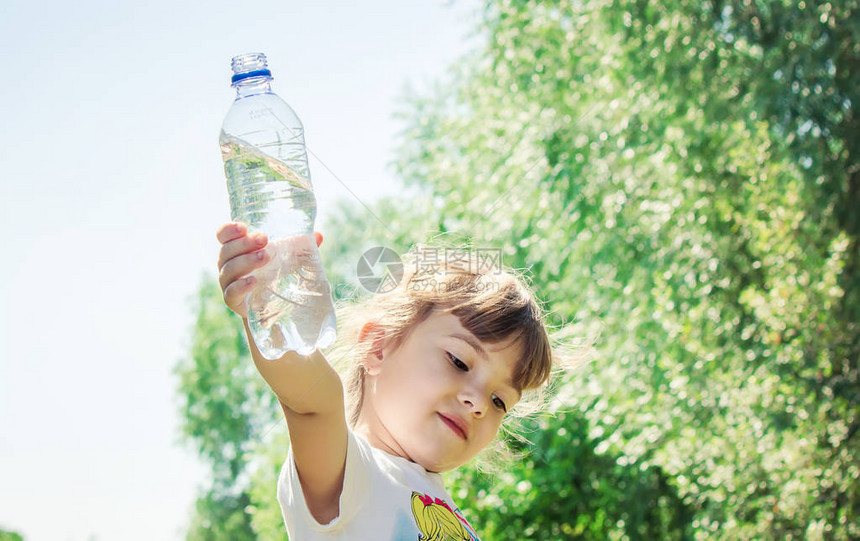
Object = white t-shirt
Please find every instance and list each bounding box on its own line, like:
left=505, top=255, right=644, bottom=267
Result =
left=277, top=429, right=481, bottom=540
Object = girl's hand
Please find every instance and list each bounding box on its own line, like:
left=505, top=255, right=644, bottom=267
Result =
left=216, top=222, right=323, bottom=318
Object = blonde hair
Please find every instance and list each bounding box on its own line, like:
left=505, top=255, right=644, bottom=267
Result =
left=327, top=244, right=572, bottom=442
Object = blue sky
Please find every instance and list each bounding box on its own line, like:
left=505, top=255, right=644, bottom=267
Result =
left=0, top=1, right=479, bottom=538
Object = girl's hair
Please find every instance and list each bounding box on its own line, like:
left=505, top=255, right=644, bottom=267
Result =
left=329, top=244, right=567, bottom=435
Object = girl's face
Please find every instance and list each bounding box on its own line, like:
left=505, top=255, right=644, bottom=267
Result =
left=358, top=311, right=522, bottom=472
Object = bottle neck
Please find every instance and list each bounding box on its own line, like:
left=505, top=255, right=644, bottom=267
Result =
left=234, top=76, right=273, bottom=99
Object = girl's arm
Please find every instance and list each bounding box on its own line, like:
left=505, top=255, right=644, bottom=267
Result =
left=245, top=319, right=347, bottom=524
left=217, top=222, right=347, bottom=524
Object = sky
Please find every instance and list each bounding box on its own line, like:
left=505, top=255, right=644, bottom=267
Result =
left=0, top=1, right=481, bottom=539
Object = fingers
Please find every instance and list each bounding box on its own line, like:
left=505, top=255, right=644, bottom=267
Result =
left=216, top=222, right=246, bottom=244
left=215, top=222, right=324, bottom=316
left=218, top=245, right=270, bottom=290
left=216, top=221, right=270, bottom=316
left=222, top=274, right=256, bottom=317
left=218, top=230, right=268, bottom=269
left=219, top=222, right=320, bottom=252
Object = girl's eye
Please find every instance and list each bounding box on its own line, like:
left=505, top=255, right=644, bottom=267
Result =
left=446, top=352, right=468, bottom=371
left=492, top=395, right=507, bottom=413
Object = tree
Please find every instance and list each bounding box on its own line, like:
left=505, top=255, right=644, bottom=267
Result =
left=390, top=0, right=858, bottom=538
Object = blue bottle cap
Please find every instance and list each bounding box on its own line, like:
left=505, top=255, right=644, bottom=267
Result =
left=230, top=53, right=272, bottom=84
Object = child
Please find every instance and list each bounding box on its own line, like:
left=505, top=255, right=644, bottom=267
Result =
left=216, top=222, right=559, bottom=540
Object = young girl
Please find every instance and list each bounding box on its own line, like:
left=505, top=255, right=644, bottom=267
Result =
left=216, top=222, right=559, bottom=540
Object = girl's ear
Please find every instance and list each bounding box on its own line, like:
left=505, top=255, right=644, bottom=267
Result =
left=358, top=321, right=386, bottom=375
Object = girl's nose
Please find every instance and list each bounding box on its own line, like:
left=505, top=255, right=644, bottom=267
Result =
left=461, top=394, right=487, bottom=418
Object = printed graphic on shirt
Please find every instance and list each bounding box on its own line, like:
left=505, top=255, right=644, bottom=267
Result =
left=410, top=491, right=480, bottom=540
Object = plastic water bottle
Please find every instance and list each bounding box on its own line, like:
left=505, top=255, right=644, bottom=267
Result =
left=219, top=52, right=336, bottom=359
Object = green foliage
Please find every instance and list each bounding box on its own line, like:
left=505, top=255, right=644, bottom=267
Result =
left=446, top=411, right=692, bottom=539
left=185, top=490, right=256, bottom=541
left=174, top=277, right=282, bottom=538
left=246, top=430, right=292, bottom=540
left=0, top=528, right=24, bottom=541
left=391, top=0, right=859, bottom=538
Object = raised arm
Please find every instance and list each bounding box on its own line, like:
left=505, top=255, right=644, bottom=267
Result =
left=216, top=222, right=347, bottom=524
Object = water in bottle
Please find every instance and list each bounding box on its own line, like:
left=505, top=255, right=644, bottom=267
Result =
left=220, top=52, right=336, bottom=359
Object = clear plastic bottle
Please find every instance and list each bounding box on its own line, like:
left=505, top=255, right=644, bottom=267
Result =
left=219, top=52, right=336, bottom=359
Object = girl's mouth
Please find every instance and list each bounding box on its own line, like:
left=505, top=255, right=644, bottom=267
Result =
left=438, top=413, right=467, bottom=440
